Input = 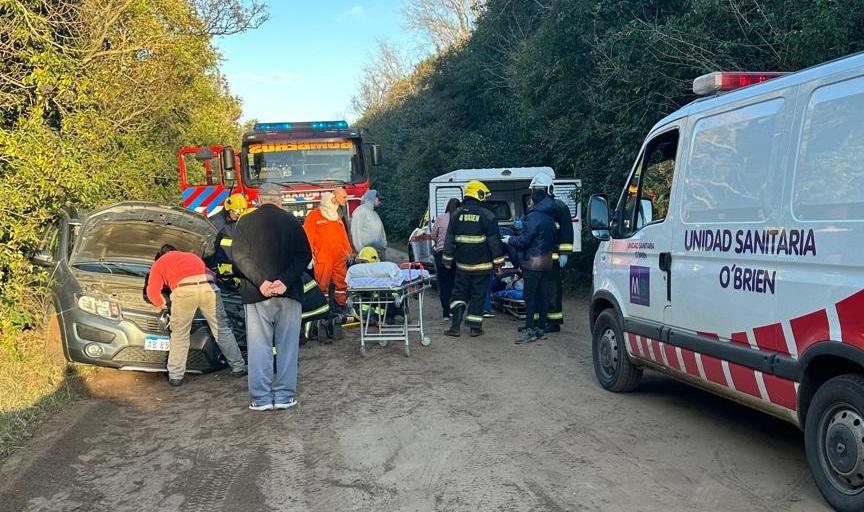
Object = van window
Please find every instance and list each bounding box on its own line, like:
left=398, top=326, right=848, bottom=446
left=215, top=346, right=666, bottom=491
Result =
left=617, top=129, right=679, bottom=237
left=794, top=76, right=864, bottom=221
left=682, top=98, right=784, bottom=223
left=481, top=201, right=511, bottom=221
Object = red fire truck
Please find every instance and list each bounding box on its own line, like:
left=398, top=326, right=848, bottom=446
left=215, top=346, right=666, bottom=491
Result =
left=177, top=120, right=380, bottom=217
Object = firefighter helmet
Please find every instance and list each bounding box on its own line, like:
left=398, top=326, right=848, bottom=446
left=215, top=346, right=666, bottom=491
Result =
left=224, top=193, right=248, bottom=212
left=529, top=172, right=554, bottom=194
left=464, top=180, right=491, bottom=201
left=358, top=246, right=380, bottom=263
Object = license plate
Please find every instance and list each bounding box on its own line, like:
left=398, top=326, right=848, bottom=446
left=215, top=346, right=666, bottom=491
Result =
left=144, top=335, right=171, bottom=351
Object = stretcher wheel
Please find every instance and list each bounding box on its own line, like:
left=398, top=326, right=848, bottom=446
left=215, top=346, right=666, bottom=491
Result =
left=360, top=345, right=368, bottom=357
left=420, top=336, right=431, bottom=347
left=403, top=344, right=410, bottom=357
left=378, top=339, right=389, bottom=347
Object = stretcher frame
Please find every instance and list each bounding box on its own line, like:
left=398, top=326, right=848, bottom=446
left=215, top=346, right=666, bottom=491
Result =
left=348, top=263, right=433, bottom=357
left=491, top=267, right=526, bottom=319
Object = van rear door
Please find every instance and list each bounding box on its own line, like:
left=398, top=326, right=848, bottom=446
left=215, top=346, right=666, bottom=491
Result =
left=553, top=179, right=583, bottom=252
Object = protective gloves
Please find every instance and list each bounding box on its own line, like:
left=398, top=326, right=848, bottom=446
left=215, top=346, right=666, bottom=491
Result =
left=501, top=235, right=511, bottom=245
left=559, top=254, right=568, bottom=268
left=513, top=217, right=524, bottom=231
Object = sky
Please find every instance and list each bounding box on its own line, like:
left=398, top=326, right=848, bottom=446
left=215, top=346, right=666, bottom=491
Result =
left=215, top=1, right=419, bottom=124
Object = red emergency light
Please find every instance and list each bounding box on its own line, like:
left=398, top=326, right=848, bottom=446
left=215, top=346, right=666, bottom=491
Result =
left=693, top=71, right=789, bottom=96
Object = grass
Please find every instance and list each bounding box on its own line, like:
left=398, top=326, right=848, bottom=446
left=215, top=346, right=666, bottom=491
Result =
left=0, top=329, right=81, bottom=463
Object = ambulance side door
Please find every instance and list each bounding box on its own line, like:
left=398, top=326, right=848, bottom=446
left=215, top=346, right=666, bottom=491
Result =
left=607, top=127, right=681, bottom=326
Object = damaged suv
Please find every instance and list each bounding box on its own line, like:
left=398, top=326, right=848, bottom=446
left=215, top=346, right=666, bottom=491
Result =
left=32, top=201, right=244, bottom=373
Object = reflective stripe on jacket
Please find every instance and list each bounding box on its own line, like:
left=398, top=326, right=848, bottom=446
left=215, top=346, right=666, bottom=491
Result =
left=442, top=197, right=505, bottom=273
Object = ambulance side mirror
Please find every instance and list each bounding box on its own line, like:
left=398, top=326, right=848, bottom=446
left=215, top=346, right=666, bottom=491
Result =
left=588, top=194, right=611, bottom=241
left=637, top=198, right=653, bottom=228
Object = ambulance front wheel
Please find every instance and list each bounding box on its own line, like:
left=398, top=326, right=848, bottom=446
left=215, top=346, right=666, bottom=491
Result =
left=806, top=374, right=864, bottom=512
left=592, top=309, right=642, bottom=392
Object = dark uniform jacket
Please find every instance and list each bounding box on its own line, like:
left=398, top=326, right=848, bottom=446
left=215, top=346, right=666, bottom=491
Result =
left=442, top=197, right=505, bottom=273
left=553, top=197, right=575, bottom=255
left=301, top=273, right=330, bottom=320
left=209, top=209, right=237, bottom=271
left=508, top=195, right=557, bottom=270
left=231, top=204, right=312, bottom=304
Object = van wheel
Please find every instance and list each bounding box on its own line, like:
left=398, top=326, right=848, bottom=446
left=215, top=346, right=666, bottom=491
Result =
left=592, top=309, right=641, bottom=392
left=805, top=374, right=864, bottom=512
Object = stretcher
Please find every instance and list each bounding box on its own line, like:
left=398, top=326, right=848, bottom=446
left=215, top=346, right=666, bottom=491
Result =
left=491, top=268, right=526, bottom=319
left=347, top=262, right=433, bottom=357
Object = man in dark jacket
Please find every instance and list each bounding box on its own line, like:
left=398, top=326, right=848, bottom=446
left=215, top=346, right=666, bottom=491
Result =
left=443, top=180, right=505, bottom=337
left=504, top=173, right=558, bottom=344
left=231, top=183, right=312, bottom=411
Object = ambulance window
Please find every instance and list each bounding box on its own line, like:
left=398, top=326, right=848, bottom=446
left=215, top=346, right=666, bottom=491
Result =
left=618, top=129, right=679, bottom=237
left=683, top=98, right=784, bottom=223
left=794, top=76, right=864, bottom=221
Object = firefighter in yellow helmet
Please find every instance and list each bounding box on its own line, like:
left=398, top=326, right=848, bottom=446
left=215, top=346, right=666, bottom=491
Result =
left=209, top=193, right=248, bottom=282
left=357, top=246, right=380, bottom=263
left=443, top=180, right=504, bottom=337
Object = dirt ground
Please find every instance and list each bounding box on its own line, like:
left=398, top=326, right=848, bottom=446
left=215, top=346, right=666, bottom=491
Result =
left=0, top=293, right=830, bottom=512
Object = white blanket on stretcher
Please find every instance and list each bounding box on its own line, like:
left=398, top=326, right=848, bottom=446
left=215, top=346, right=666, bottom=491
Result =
left=346, top=262, right=430, bottom=289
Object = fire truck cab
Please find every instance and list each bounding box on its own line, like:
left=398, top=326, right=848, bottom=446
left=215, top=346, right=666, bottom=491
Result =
left=178, top=121, right=380, bottom=218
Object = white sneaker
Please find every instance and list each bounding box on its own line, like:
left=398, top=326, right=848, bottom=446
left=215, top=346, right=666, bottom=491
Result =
left=249, top=402, right=274, bottom=411
left=274, top=398, right=298, bottom=410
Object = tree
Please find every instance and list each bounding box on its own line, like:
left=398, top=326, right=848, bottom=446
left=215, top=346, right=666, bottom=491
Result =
left=404, top=0, right=486, bottom=51
left=350, top=40, right=414, bottom=116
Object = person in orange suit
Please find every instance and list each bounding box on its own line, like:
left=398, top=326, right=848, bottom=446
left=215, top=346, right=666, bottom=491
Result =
left=304, top=191, right=353, bottom=309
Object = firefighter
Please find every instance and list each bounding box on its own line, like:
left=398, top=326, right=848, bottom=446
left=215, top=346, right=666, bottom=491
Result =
left=504, top=173, right=557, bottom=344
left=354, top=246, right=402, bottom=324
left=443, top=180, right=505, bottom=337
left=300, top=273, right=342, bottom=344
left=209, top=193, right=248, bottom=281
left=548, top=182, right=575, bottom=333
left=304, top=192, right=353, bottom=311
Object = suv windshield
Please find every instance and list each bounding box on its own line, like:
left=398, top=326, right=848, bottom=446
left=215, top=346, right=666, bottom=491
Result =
left=245, top=140, right=358, bottom=185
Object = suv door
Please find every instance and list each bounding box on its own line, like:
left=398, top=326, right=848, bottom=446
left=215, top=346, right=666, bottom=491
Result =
left=606, top=128, right=680, bottom=328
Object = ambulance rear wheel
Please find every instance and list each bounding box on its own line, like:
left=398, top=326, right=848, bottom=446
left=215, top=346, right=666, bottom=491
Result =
left=592, top=309, right=642, bottom=392
left=806, top=374, right=864, bottom=512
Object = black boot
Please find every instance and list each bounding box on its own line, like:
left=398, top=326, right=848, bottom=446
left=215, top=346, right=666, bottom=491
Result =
left=469, top=326, right=483, bottom=337
left=444, top=308, right=464, bottom=337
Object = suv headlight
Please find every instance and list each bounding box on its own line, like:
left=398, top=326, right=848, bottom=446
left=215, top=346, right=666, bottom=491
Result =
left=76, top=295, right=122, bottom=320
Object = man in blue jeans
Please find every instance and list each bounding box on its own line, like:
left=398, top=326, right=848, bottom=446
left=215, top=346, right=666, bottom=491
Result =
left=231, top=183, right=312, bottom=411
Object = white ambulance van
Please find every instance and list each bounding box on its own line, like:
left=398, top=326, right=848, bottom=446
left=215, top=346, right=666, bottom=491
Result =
left=587, top=52, right=864, bottom=511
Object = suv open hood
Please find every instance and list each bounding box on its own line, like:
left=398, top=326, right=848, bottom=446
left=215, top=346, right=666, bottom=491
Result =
left=70, top=201, right=217, bottom=265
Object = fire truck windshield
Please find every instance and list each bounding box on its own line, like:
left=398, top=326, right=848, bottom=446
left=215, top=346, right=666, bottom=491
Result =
left=244, top=140, right=358, bottom=185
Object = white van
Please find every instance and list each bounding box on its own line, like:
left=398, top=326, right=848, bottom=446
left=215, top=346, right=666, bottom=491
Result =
left=588, top=53, right=864, bottom=512
left=410, top=167, right=582, bottom=266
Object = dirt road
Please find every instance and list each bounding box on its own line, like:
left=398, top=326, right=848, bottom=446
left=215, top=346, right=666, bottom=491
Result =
left=0, top=295, right=828, bottom=511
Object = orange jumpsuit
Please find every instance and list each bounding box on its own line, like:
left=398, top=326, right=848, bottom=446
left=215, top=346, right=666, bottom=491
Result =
left=304, top=208, right=352, bottom=306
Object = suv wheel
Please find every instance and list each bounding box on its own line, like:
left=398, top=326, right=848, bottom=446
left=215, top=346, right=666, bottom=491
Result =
left=592, top=309, right=642, bottom=392
left=806, top=374, right=864, bottom=512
